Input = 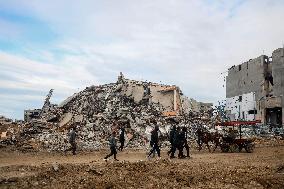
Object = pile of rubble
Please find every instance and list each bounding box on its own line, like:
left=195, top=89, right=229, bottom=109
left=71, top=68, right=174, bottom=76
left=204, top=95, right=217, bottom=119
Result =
left=34, top=87, right=214, bottom=151
left=1, top=70, right=283, bottom=152
left=1, top=75, right=215, bottom=151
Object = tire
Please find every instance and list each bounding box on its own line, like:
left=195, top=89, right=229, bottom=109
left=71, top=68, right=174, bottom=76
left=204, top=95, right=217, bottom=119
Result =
left=238, top=146, right=243, bottom=152
left=221, top=144, right=229, bottom=152
left=245, top=143, right=254, bottom=153
left=230, top=144, right=239, bottom=153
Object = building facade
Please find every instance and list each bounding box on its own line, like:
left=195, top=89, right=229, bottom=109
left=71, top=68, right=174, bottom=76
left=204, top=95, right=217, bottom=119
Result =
left=24, top=109, right=41, bottom=122
left=225, top=48, right=284, bottom=126
left=118, top=73, right=212, bottom=116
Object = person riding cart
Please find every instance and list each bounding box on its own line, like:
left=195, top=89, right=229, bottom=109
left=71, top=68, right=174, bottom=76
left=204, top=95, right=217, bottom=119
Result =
left=225, top=128, right=236, bottom=144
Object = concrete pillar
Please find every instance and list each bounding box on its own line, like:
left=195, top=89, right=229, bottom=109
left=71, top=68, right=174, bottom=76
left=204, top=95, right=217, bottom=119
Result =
left=282, top=96, right=284, bottom=127
left=263, top=108, right=267, bottom=125
left=173, top=89, right=177, bottom=111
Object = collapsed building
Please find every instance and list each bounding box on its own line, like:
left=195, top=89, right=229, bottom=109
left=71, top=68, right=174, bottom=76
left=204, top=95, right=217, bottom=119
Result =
left=0, top=115, right=13, bottom=125
left=1, top=73, right=214, bottom=151
left=225, top=47, right=284, bottom=127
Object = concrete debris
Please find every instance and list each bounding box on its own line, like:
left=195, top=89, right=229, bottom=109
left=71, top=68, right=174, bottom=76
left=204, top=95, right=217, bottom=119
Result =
left=1, top=74, right=282, bottom=152
left=52, top=163, right=59, bottom=172
left=0, top=115, right=13, bottom=125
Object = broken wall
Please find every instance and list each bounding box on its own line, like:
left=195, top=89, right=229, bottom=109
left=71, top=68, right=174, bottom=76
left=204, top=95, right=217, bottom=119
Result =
left=226, top=92, right=257, bottom=121
left=24, top=109, right=41, bottom=122
left=272, top=48, right=284, bottom=126
left=122, top=79, right=182, bottom=114
left=226, top=55, right=269, bottom=120
left=149, top=85, right=175, bottom=112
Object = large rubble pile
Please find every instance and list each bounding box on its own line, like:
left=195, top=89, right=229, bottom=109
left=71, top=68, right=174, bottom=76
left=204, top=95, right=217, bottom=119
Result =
left=4, top=74, right=282, bottom=152
left=1, top=76, right=216, bottom=151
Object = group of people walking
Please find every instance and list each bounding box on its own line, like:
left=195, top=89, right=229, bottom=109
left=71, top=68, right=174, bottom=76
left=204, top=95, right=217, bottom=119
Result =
left=167, top=125, right=190, bottom=158
left=65, top=121, right=191, bottom=161
left=65, top=124, right=126, bottom=161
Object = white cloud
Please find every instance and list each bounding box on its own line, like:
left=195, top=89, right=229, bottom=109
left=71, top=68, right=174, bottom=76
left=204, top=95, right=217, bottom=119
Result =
left=0, top=0, right=284, bottom=119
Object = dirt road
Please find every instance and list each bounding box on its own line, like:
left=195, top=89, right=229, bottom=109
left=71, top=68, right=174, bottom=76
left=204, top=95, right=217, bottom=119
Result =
left=0, top=146, right=284, bottom=189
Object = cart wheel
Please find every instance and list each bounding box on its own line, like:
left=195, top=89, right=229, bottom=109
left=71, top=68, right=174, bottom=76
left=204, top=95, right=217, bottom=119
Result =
left=245, top=143, right=254, bottom=153
left=221, top=145, right=229, bottom=152
left=230, top=144, right=239, bottom=153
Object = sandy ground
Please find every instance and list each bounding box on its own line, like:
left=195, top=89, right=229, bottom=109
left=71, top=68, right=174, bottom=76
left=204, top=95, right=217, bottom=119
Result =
left=0, top=146, right=284, bottom=189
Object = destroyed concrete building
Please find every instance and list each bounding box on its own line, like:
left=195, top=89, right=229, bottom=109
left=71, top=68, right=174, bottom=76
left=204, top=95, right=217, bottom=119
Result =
left=0, top=73, right=213, bottom=151
left=24, top=89, right=58, bottom=122
left=24, top=109, right=41, bottom=122
left=116, top=73, right=212, bottom=116
left=225, top=47, right=284, bottom=126
left=0, top=115, right=13, bottom=125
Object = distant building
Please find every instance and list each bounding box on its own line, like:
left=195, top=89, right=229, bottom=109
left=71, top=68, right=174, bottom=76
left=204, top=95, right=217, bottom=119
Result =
left=0, top=115, right=13, bottom=124
left=24, top=109, right=41, bottom=122
left=225, top=48, right=284, bottom=126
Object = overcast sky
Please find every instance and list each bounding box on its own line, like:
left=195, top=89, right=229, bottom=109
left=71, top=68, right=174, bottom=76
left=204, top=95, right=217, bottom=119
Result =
left=0, top=0, right=284, bottom=120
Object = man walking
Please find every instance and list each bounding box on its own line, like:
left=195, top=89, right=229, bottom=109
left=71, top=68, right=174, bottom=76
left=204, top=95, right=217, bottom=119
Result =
left=65, top=126, right=77, bottom=155
left=183, top=127, right=190, bottom=158
left=148, top=125, right=160, bottom=159
left=104, top=132, right=119, bottom=161
left=178, top=127, right=186, bottom=158
left=196, top=127, right=203, bottom=148
left=168, top=125, right=176, bottom=157
left=169, top=126, right=180, bottom=158
left=118, top=126, right=125, bottom=151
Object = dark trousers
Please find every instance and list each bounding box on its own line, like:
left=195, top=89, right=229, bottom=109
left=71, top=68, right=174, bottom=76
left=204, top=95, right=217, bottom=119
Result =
left=119, top=139, right=125, bottom=151
left=178, top=143, right=184, bottom=158
left=148, top=142, right=160, bottom=157
left=184, top=142, right=190, bottom=157
left=66, top=141, right=76, bottom=155
left=168, top=143, right=177, bottom=157
left=105, top=147, right=117, bottom=160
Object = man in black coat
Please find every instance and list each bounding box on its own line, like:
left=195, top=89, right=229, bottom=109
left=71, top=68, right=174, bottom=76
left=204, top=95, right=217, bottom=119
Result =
left=178, top=127, right=187, bottom=158
left=104, top=132, right=119, bottom=161
left=183, top=127, right=190, bottom=157
left=169, top=126, right=180, bottom=158
left=148, top=125, right=160, bottom=159
left=196, top=127, right=203, bottom=147
left=65, top=126, right=77, bottom=155
left=118, top=127, right=125, bottom=151
left=167, top=125, right=176, bottom=157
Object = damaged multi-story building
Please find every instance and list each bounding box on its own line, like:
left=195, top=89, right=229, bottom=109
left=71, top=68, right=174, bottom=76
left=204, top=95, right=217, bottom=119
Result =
left=24, top=89, right=57, bottom=122
left=24, top=73, right=212, bottom=124
left=225, top=47, right=284, bottom=127
left=12, top=73, right=214, bottom=151
left=116, top=73, right=212, bottom=116
left=0, top=115, right=13, bottom=125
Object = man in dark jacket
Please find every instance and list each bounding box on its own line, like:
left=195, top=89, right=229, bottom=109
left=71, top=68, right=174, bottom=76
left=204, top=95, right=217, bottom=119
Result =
left=148, top=125, right=160, bottom=159
left=196, top=127, right=203, bottom=147
left=167, top=125, right=176, bottom=157
left=178, top=127, right=186, bottom=158
left=104, top=132, right=119, bottom=161
left=183, top=127, right=190, bottom=157
left=169, top=126, right=180, bottom=158
left=65, top=126, right=77, bottom=155
left=227, top=128, right=236, bottom=144
left=118, top=127, right=125, bottom=151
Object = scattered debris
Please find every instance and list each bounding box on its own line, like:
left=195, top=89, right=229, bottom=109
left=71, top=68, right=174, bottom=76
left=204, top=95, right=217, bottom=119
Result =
left=1, top=74, right=283, bottom=152
left=52, top=163, right=59, bottom=172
